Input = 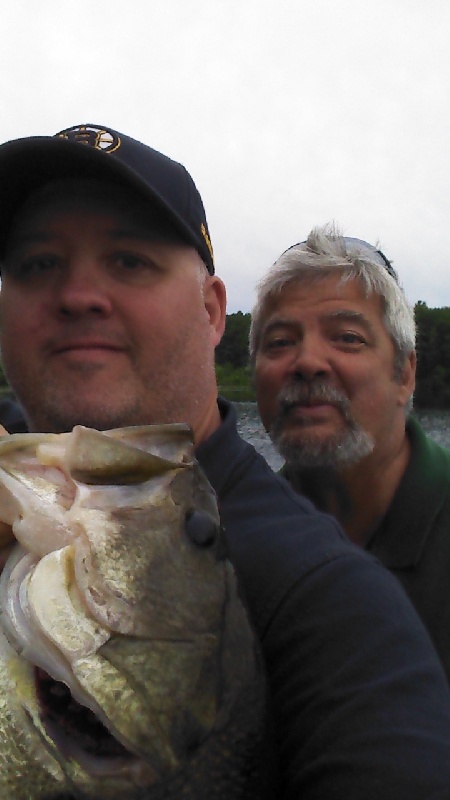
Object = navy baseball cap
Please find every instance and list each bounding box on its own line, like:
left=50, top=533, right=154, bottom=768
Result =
left=0, top=123, right=215, bottom=274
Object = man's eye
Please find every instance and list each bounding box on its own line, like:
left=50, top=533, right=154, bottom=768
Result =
left=113, top=252, right=154, bottom=272
left=264, top=337, right=295, bottom=351
left=336, top=332, right=366, bottom=345
left=4, top=255, right=59, bottom=280
left=109, top=252, right=163, bottom=285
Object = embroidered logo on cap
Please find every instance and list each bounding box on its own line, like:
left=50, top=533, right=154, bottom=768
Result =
left=55, top=125, right=121, bottom=154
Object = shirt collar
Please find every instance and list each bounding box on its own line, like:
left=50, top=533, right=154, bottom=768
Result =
left=367, top=416, right=449, bottom=568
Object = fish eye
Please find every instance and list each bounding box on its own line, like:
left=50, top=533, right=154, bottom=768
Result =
left=185, top=510, right=220, bottom=548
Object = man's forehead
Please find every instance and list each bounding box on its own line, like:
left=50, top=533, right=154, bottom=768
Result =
left=261, top=275, right=383, bottom=322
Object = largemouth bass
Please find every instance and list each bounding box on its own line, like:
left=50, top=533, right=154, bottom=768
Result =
left=0, top=424, right=264, bottom=799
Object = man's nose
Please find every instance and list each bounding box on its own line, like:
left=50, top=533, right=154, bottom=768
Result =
left=289, top=336, right=331, bottom=380
left=55, top=264, right=113, bottom=317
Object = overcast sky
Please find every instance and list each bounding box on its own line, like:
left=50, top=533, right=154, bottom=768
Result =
left=1, top=0, right=448, bottom=313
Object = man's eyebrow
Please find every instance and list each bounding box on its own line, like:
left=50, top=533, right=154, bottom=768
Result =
left=4, top=231, right=61, bottom=257
left=327, top=309, right=373, bottom=326
left=261, top=317, right=298, bottom=335
left=7, top=227, right=183, bottom=249
left=108, top=227, right=179, bottom=242
left=105, top=223, right=187, bottom=245
left=261, top=310, right=376, bottom=337
left=7, top=231, right=57, bottom=246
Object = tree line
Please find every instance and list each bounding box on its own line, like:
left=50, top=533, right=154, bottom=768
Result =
left=414, top=302, right=450, bottom=408
left=215, top=304, right=450, bottom=409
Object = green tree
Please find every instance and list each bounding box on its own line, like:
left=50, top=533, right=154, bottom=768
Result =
left=415, top=302, right=450, bottom=408
left=215, top=312, right=254, bottom=400
left=215, top=311, right=251, bottom=368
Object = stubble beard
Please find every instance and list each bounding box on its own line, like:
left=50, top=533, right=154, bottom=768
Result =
left=270, top=380, right=375, bottom=470
left=9, top=332, right=215, bottom=435
left=15, top=362, right=146, bottom=433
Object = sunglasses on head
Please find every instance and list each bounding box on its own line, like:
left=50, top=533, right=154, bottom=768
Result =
left=282, top=235, right=398, bottom=282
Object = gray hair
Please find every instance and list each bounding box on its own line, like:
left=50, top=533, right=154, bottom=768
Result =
left=249, top=224, right=416, bottom=382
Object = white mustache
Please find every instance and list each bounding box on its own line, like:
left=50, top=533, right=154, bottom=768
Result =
left=278, top=381, right=350, bottom=416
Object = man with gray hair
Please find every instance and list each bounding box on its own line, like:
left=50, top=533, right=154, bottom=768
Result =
left=251, top=223, right=450, bottom=681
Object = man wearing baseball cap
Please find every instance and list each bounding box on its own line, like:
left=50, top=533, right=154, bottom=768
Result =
left=1, top=125, right=450, bottom=797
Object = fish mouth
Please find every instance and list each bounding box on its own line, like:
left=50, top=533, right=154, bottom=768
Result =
left=35, top=666, right=133, bottom=764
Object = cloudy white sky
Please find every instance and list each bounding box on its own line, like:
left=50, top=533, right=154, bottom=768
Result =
left=1, top=0, right=448, bottom=312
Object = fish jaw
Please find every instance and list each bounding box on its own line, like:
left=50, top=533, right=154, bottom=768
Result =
left=0, top=631, right=160, bottom=800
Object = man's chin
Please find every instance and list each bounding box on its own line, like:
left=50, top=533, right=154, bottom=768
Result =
left=272, top=424, right=336, bottom=457
left=25, top=399, right=140, bottom=434
left=275, top=435, right=334, bottom=470
left=273, top=427, right=375, bottom=470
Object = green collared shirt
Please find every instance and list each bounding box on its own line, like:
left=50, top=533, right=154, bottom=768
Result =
left=283, top=416, right=450, bottom=683
left=367, top=416, right=450, bottom=682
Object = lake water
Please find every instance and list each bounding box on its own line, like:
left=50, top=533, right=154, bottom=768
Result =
left=235, top=403, right=450, bottom=470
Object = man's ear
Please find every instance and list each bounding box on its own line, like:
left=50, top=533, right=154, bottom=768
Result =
left=398, top=350, right=416, bottom=406
left=204, top=276, right=227, bottom=347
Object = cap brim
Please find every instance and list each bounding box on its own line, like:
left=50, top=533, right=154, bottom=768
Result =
left=0, top=136, right=197, bottom=256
